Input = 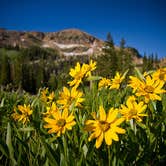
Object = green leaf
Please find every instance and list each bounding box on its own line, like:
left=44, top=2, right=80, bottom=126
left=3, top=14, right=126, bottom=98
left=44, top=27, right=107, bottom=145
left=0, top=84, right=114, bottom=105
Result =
left=86, top=76, right=102, bottom=81
left=82, top=144, right=88, bottom=158
left=42, top=139, right=59, bottom=166
left=136, top=122, right=147, bottom=129
left=134, top=67, right=144, bottom=80
left=0, top=138, right=9, bottom=158
left=122, top=69, right=129, bottom=78
left=6, top=122, right=17, bottom=166
left=18, top=127, right=35, bottom=132
left=0, top=97, right=5, bottom=107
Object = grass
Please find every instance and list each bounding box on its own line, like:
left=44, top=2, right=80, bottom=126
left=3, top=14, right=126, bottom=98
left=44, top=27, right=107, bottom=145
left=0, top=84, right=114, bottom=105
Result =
left=0, top=62, right=166, bottom=166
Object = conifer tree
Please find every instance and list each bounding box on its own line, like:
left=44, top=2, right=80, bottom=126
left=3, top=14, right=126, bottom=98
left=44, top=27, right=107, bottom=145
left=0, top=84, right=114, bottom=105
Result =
left=120, top=37, right=126, bottom=49
left=97, top=33, right=118, bottom=77
left=0, top=51, right=10, bottom=85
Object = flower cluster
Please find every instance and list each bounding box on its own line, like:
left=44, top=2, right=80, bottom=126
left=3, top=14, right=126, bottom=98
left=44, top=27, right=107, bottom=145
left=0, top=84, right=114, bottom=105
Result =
left=11, top=60, right=166, bottom=149
left=12, top=104, right=33, bottom=124
left=68, top=60, right=96, bottom=88
left=40, top=87, right=55, bottom=104
left=98, top=72, right=125, bottom=90
left=128, top=71, right=166, bottom=103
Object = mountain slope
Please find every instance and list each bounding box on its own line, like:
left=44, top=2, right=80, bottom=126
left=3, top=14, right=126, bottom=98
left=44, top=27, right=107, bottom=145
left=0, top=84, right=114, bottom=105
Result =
left=0, top=28, right=103, bottom=56
left=0, top=28, right=144, bottom=65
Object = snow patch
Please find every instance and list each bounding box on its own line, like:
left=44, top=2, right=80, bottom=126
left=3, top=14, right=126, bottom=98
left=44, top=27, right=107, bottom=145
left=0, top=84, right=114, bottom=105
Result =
left=42, top=44, right=50, bottom=48
left=63, top=48, right=94, bottom=56
left=54, top=42, right=85, bottom=49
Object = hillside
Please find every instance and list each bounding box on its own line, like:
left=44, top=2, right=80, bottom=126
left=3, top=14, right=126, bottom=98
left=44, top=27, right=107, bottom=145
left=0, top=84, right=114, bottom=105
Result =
left=0, top=28, right=143, bottom=65
left=0, top=28, right=103, bottom=56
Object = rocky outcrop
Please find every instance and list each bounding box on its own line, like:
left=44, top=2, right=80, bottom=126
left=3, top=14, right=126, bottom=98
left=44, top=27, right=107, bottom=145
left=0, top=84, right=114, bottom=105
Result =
left=0, top=28, right=103, bottom=56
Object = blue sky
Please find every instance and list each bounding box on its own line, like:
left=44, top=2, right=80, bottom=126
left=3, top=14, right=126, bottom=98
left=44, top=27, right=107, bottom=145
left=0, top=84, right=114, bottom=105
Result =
left=0, top=0, right=166, bottom=58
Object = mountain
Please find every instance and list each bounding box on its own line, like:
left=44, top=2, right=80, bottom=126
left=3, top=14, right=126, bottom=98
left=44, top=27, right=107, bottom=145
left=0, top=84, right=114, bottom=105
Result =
left=0, top=28, right=144, bottom=65
left=43, top=29, right=103, bottom=56
left=0, top=28, right=103, bottom=56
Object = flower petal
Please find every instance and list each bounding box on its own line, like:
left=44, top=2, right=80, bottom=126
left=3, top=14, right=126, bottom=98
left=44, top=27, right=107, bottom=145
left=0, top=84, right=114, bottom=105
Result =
left=99, top=106, right=106, bottom=121
left=104, top=130, right=112, bottom=145
left=95, top=132, right=104, bottom=148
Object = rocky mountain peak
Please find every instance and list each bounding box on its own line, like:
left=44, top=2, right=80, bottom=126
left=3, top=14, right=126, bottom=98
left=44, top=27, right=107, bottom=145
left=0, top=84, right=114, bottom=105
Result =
left=44, top=28, right=103, bottom=45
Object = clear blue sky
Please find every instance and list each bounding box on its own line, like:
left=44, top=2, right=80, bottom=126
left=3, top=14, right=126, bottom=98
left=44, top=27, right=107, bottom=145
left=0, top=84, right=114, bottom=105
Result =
left=0, top=0, right=166, bottom=58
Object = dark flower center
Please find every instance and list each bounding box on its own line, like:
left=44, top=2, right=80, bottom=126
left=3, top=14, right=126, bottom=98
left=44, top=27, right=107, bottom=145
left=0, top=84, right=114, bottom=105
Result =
left=99, top=120, right=110, bottom=132
left=144, top=85, right=154, bottom=93
left=130, top=109, right=137, bottom=116
left=57, top=119, right=66, bottom=127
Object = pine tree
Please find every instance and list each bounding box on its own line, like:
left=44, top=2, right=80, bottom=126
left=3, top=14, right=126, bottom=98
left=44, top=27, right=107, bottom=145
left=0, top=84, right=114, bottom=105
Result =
left=120, top=38, right=126, bottom=49
left=35, top=62, right=44, bottom=91
left=97, top=33, right=118, bottom=77
left=48, top=73, right=58, bottom=90
left=0, top=51, right=10, bottom=85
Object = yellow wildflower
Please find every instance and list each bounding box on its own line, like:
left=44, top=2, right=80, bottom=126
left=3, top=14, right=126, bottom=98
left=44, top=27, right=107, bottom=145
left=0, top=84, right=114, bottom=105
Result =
left=68, top=62, right=86, bottom=88
left=120, top=96, right=147, bottom=122
left=40, top=88, right=49, bottom=103
left=44, top=109, right=76, bottom=137
left=98, top=77, right=111, bottom=89
left=43, top=102, right=58, bottom=117
left=84, top=60, right=97, bottom=77
left=12, top=104, right=33, bottom=124
left=68, top=60, right=97, bottom=88
left=152, top=67, right=166, bottom=83
left=47, top=91, right=55, bottom=102
left=110, top=72, right=125, bottom=89
left=128, top=76, right=143, bottom=93
left=136, top=75, right=165, bottom=103
left=57, top=87, right=84, bottom=111
left=40, top=88, right=55, bottom=103
left=85, top=106, right=125, bottom=148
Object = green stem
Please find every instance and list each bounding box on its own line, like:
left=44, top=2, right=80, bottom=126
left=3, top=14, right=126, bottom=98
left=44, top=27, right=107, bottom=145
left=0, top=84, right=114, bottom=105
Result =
left=130, top=119, right=137, bottom=135
left=62, top=135, right=68, bottom=166
left=108, top=146, right=111, bottom=166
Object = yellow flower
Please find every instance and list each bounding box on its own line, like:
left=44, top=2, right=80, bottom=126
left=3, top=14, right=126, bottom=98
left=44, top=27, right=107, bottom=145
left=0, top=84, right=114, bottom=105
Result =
left=152, top=67, right=166, bottom=83
left=120, top=96, right=147, bottom=122
left=44, top=109, right=76, bottom=137
left=12, top=104, right=33, bottom=124
left=43, top=102, right=58, bottom=117
left=128, top=76, right=143, bottom=93
left=57, top=87, right=84, bottom=111
left=40, top=88, right=49, bottom=103
left=83, top=60, right=97, bottom=77
left=68, top=62, right=86, bottom=88
left=85, top=106, right=125, bottom=148
left=47, top=91, right=55, bottom=101
left=68, top=60, right=97, bottom=88
left=40, top=88, right=55, bottom=103
left=110, top=72, right=125, bottom=89
left=136, top=75, right=166, bottom=103
left=98, top=77, right=111, bottom=89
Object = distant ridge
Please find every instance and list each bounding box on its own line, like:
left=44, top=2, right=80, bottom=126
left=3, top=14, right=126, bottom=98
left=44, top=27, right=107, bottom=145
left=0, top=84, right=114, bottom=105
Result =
left=0, top=28, right=144, bottom=65
left=0, top=28, right=104, bottom=56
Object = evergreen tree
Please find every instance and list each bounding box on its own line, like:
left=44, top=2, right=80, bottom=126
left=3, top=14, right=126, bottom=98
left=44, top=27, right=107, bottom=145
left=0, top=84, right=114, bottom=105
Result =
left=97, top=33, right=118, bottom=77
left=0, top=51, right=10, bottom=85
left=142, top=53, right=154, bottom=72
left=120, top=38, right=126, bottom=49
left=9, top=53, right=22, bottom=88
left=48, top=73, right=58, bottom=90
left=35, top=62, right=44, bottom=91
left=106, top=32, right=114, bottom=47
